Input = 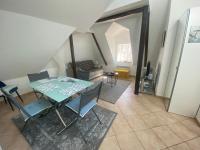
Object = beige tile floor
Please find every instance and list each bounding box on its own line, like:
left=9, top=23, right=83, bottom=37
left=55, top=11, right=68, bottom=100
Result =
left=0, top=81, right=200, bottom=150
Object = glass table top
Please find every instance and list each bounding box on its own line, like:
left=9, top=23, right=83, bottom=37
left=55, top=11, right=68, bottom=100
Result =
left=30, top=76, right=93, bottom=103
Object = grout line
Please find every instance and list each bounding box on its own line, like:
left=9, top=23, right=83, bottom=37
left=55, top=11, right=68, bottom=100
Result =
left=165, top=123, right=200, bottom=148
left=166, top=136, right=200, bottom=149
left=114, top=135, right=122, bottom=150
left=133, top=131, right=146, bottom=150
left=2, top=79, right=200, bottom=150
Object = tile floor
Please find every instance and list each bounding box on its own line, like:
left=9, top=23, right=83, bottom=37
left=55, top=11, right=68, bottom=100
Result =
left=98, top=82, right=200, bottom=150
left=0, top=81, right=200, bottom=150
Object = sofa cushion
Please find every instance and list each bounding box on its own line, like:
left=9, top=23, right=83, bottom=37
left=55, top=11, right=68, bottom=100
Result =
left=76, top=60, right=94, bottom=71
left=89, top=69, right=104, bottom=80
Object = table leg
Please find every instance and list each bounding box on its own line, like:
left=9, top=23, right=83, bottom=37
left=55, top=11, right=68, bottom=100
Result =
left=55, top=109, right=66, bottom=127
left=55, top=108, right=78, bottom=135
left=115, top=76, right=117, bottom=85
left=111, top=76, right=113, bottom=87
left=55, top=108, right=67, bottom=134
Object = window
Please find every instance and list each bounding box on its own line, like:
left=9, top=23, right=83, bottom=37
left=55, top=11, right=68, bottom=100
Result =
left=117, top=44, right=133, bottom=63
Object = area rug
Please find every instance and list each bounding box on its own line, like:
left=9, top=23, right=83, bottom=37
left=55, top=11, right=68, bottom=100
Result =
left=12, top=105, right=116, bottom=150
left=100, top=79, right=131, bottom=104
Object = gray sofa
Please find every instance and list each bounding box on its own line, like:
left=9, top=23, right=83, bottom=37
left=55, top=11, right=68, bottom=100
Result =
left=66, top=60, right=103, bottom=80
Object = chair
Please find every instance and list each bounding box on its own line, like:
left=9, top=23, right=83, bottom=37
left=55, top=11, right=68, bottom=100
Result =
left=0, top=81, right=24, bottom=110
left=0, top=93, right=14, bottom=110
left=27, top=71, right=50, bottom=82
left=1, top=88, right=53, bottom=130
left=65, top=82, right=103, bottom=142
left=27, top=71, right=50, bottom=98
left=0, top=95, right=6, bottom=103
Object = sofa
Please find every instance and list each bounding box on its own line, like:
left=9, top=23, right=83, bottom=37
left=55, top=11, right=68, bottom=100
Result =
left=66, top=60, right=103, bottom=80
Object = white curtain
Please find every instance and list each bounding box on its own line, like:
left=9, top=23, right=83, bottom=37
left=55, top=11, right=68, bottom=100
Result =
left=117, top=44, right=133, bottom=63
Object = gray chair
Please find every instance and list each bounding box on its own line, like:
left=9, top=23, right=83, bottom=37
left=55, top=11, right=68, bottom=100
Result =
left=0, top=94, right=14, bottom=110
left=28, top=71, right=50, bottom=82
left=65, top=82, right=103, bottom=142
left=1, top=89, right=53, bottom=130
left=27, top=71, right=50, bottom=98
left=0, top=95, right=6, bottom=103
left=0, top=81, right=24, bottom=110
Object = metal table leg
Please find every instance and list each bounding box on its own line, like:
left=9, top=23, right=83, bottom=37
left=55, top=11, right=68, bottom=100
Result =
left=55, top=108, right=67, bottom=134
left=55, top=108, right=78, bottom=135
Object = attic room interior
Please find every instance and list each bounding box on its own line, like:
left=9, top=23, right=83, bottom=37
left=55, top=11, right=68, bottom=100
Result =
left=1, top=0, right=200, bottom=150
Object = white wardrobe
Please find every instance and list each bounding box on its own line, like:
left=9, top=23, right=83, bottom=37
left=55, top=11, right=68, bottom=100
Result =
left=168, top=7, right=200, bottom=118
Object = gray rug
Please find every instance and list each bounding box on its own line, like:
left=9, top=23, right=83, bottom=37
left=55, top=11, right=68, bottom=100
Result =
left=100, top=79, right=131, bottom=104
left=12, top=105, right=116, bottom=150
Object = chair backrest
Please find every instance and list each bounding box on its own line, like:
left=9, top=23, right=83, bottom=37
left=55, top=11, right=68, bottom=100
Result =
left=27, top=71, right=50, bottom=82
left=0, top=81, right=6, bottom=89
left=79, top=82, right=102, bottom=113
left=1, top=89, right=30, bottom=118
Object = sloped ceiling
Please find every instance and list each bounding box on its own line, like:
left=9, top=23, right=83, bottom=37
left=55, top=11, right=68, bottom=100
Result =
left=105, top=22, right=129, bottom=37
left=0, top=0, right=113, bottom=31
left=0, top=0, right=115, bottom=81
left=102, top=0, right=148, bottom=17
left=0, top=10, right=75, bottom=80
left=106, top=0, right=142, bottom=12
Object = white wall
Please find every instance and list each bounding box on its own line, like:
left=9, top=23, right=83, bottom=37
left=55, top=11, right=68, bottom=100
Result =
left=0, top=9, right=75, bottom=81
left=2, top=67, right=58, bottom=95
left=0, top=0, right=113, bottom=32
left=92, top=0, right=171, bottom=76
left=169, top=7, right=200, bottom=117
left=105, top=0, right=141, bottom=12
left=51, top=32, right=99, bottom=76
left=105, top=23, right=134, bottom=74
left=155, top=0, right=200, bottom=97
left=148, top=0, right=170, bottom=69
left=165, top=11, right=189, bottom=100
left=0, top=32, right=98, bottom=96
left=73, top=33, right=98, bottom=61
left=91, top=14, right=142, bottom=75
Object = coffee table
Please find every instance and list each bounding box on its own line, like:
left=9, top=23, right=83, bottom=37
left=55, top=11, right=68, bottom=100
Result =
left=104, top=72, right=118, bottom=86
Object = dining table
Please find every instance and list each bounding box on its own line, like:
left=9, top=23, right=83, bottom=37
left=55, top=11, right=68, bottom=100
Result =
left=30, top=76, right=93, bottom=134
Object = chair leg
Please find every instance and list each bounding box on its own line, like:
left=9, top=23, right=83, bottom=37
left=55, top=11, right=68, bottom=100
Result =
left=16, top=91, right=24, bottom=103
left=22, top=121, right=28, bottom=131
left=75, top=117, right=88, bottom=143
left=7, top=97, right=14, bottom=111
left=3, top=96, right=7, bottom=104
left=1, top=95, right=7, bottom=104
left=92, top=108, right=102, bottom=124
left=33, top=90, right=44, bottom=99
left=78, top=128, right=87, bottom=144
left=34, top=91, right=39, bottom=99
left=76, top=115, right=100, bottom=144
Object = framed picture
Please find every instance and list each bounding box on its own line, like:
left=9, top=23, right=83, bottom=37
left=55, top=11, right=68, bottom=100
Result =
left=188, top=26, right=200, bottom=43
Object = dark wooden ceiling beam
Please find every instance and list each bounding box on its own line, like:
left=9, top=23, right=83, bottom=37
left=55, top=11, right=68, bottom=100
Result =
left=95, top=5, right=150, bottom=95
left=69, top=34, right=77, bottom=78
left=134, top=6, right=149, bottom=95
left=92, top=33, right=108, bottom=65
left=144, top=11, right=150, bottom=67
left=96, top=6, right=147, bottom=23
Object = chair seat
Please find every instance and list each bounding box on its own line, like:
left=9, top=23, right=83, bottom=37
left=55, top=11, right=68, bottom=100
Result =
left=65, top=96, right=97, bottom=118
left=24, top=99, right=52, bottom=119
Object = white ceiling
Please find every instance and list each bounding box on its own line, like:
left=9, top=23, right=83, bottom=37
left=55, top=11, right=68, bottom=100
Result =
left=0, top=0, right=149, bottom=81
left=0, top=10, right=75, bottom=80
left=105, top=22, right=129, bottom=37
left=102, top=0, right=148, bottom=18
left=106, top=0, right=142, bottom=12
left=0, top=0, right=113, bottom=31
